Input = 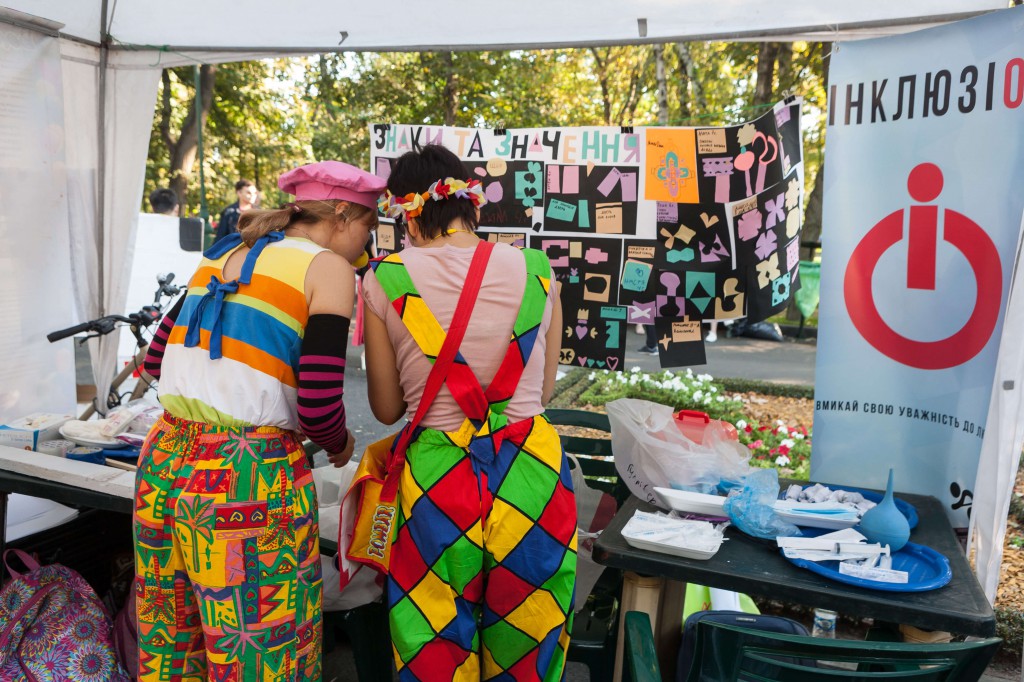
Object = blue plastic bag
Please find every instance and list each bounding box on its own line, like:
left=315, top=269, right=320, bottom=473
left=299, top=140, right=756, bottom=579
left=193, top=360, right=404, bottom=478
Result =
left=723, top=468, right=801, bottom=539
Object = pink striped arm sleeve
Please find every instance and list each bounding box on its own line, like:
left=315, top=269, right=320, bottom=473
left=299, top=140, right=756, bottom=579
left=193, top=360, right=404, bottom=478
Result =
left=143, top=295, right=185, bottom=379
left=297, top=314, right=351, bottom=453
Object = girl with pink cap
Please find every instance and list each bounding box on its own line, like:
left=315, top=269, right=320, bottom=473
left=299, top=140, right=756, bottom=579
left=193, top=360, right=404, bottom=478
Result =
left=133, top=160, right=384, bottom=681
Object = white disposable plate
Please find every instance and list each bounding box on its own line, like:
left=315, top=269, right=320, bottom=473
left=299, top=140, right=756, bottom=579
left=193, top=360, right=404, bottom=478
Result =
left=773, top=509, right=860, bottom=530
left=653, top=488, right=727, bottom=516
left=623, top=534, right=721, bottom=560
left=59, top=424, right=127, bottom=449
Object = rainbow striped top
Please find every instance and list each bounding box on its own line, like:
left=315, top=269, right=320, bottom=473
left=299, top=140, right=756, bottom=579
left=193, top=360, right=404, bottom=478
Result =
left=157, top=234, right=328, bottom=428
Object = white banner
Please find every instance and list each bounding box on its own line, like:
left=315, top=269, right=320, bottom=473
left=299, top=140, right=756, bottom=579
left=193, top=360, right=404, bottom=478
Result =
left=0, top=23, right=75, bottom=423
left=813, top=7, right=1024, bottom=526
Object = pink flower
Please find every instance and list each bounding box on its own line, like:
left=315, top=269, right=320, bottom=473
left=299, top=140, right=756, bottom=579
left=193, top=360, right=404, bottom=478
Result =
left=778, top=444, right=791, bottom=455
left=752, top=439, right=764, bottom=449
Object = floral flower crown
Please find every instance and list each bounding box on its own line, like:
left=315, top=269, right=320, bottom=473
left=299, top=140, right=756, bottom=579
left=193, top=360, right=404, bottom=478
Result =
left=378, top=177, right=488, bottom=220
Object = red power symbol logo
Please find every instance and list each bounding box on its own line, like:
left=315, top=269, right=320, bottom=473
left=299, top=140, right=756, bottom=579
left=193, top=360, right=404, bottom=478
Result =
left=844, top=163, right=1002, bottom=370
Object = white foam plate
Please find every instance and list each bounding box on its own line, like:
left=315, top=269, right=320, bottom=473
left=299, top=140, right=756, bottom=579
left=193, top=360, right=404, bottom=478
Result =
left=653, top=488, right=727, bottom=516
left=623, top=534, right=721, bottom=560
left=59, top=423, right=127, bottom=449
left=773, top=509, right=860, bottom=530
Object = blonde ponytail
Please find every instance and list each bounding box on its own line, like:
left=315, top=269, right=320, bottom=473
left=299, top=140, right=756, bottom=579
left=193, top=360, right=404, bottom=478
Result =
left=238, top=206, right=295, bottom=246
left=237, top=200, right=360, bottom=246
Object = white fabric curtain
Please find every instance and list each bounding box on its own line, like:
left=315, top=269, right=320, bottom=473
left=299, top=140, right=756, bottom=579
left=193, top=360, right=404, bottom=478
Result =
left=0, top=23, right=76, bottom=423
left=971, top=220, right=1024, bottom=602
left=60, top=39, right=160, bottom=413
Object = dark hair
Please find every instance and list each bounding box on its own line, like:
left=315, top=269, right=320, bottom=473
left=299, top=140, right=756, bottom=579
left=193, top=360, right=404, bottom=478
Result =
left=148, top=188, right=178, bottom=215
left=386, top=144, right=479, bottom=241
left=235, top=179, right=254, bottom=191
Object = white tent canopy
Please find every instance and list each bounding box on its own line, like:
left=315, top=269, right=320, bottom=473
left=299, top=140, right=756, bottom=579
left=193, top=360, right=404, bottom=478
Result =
left=0, top=0, right=1019, bottom=610
left=9, top=0, right=1007, bottom=51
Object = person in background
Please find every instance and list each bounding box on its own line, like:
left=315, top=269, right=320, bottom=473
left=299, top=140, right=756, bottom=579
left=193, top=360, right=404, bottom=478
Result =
left=639, top=323, right=658, bottom=354
left=213, top=178, right=259, bottom=242
left=365, top=144, right=575, bottom=681
left=148, top=187, right=179, bottom=216
left=134, top=161, right=384, bottom=680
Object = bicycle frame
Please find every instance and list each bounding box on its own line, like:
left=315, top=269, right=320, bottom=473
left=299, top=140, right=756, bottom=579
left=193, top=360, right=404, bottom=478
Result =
left=79, top=343, right=155, bottom=421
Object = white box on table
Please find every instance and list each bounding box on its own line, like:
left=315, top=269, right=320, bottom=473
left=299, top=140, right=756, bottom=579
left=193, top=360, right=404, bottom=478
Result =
left=0, top=413, right=72, bottom=450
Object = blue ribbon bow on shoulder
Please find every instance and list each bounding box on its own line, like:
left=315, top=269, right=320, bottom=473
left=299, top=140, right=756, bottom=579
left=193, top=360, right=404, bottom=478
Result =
left=183, top=230, right=284, bottom=360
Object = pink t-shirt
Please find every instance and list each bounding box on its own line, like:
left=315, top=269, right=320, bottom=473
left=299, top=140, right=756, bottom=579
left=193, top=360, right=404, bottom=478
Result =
left=363, top=242, right=555, bottom=431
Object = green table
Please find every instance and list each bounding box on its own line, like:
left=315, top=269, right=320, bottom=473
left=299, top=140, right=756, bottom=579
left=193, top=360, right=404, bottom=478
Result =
left=593, top=493, right=995, bottom=637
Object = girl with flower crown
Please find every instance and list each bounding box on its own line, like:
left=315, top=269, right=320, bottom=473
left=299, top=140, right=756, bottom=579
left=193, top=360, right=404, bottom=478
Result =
left=362, top=144, right=575, bottom=681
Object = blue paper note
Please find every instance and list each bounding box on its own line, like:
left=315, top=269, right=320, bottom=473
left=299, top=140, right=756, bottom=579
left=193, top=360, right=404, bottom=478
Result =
left=547, top=198, right=577, bottom=222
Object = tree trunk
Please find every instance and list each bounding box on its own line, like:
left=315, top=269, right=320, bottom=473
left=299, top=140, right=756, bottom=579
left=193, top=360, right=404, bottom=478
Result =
left=753, top=42, right=780, bottom=107
left=675, top=42, right=702, bottom=121
left=442, top=52, right=458, bottom=126
left=776, top=44, right=794, bottom=94
left=801, top=42, right=831, bottom=261
left=161, top=64, right=216, bottom=212
left=590, top=48, right=613, bottom=125
left=655, top=45, right=669, bottom=125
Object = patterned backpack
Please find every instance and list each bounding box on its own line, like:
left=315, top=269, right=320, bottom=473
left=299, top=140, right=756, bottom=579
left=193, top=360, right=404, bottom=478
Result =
left=0, top=549, right=129, bottom=681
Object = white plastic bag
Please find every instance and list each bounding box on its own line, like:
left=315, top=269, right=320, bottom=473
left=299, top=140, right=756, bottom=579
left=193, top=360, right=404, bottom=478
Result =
left=568, top=455, right=618, bottom=612
left=315, top=460, right=385, bottom=609
left=608, top=398, right=750, bottom=505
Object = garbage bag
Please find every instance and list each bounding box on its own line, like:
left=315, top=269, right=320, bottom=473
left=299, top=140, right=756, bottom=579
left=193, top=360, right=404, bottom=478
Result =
left=723, top=468, right=801, bottom=539
left=731, top=319, right=784, bottom=342
left=608, top=399, right=751, bottom=504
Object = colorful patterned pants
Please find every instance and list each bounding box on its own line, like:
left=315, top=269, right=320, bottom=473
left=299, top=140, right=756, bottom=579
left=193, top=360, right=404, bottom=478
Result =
left=387, top=417, right=577, bottom=681
left=134, top=414, right=322, bottom=681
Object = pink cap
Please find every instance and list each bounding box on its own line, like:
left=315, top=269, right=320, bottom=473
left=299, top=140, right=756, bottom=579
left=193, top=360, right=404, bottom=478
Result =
left=278, top=161, right=387, bottom=209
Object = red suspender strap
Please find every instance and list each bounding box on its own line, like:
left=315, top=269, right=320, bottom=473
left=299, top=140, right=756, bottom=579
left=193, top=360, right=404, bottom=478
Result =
left=380, top=240, right=495, bottom=502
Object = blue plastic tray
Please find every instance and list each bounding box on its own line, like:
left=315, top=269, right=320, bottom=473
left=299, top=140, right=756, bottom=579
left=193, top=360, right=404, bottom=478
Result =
left=785, top=541, right=952, bottom=592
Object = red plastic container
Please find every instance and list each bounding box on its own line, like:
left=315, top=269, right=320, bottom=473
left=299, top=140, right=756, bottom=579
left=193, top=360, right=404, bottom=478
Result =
left=673, top=409, right=739, bottom=444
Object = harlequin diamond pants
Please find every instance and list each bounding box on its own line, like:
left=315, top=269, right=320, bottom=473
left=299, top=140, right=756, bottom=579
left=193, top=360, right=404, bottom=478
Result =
left=387, top=417, right=577, bottom=681
left=133, top=413, right=322, bottom=681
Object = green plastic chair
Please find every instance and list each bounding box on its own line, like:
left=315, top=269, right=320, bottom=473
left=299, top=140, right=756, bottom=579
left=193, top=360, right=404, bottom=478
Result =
left=624, top=612, right=664, bottom=682
left=684, top=620, right=1001, bottom=682
left=546, top=408, right=625, bottom=682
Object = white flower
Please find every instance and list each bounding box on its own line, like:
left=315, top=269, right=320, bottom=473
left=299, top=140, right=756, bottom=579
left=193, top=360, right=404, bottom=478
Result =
left=697, top=373, right=713, bottom=383
left=693, top=390, right=703, bottom=401
left=777, top=425, right=788, bottom=435
left=794, top=433, right=805, bottom=440
left=780, top=438, right=796, bottom=449
left=587, top=372, right=596, bottom=381
left=775, top=455, right=791, bottom=466
left=776, top=419, right=786, bottom=426
left=631, top=366, right=642, bottom=374
left=736, top=420, right=748, bottom=429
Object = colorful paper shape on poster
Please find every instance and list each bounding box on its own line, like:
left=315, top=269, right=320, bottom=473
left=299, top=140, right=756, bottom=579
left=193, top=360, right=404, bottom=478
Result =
left=545, top=165, right=640, bottom=234
left=479, top=230, right=529, bottom=249
left=774, top=100, right=803, bottom=177
left=730, top=178, right=802, bottom=321
left=645, top=129, right=700, bottom=204
left=655, top=316, right=707, bottom=367
left=694, top=108, right=784, bottom=205
left=540, top=236, right=626, bottom=367
left=622, top=259, right=653, bottom=292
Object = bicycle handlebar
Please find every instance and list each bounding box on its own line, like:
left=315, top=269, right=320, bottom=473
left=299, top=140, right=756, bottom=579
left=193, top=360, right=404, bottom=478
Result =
left=47, top=272, right=180, bottom=344
left=46, top=321, right=94, bottom=343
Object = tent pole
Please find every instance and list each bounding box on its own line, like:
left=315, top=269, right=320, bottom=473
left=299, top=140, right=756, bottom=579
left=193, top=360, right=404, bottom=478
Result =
left=96, top=0, right=110, bottom=316
left=194, top=65, right=210, bottom=248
